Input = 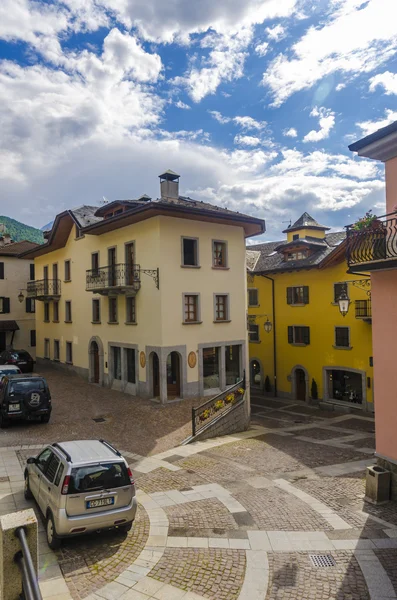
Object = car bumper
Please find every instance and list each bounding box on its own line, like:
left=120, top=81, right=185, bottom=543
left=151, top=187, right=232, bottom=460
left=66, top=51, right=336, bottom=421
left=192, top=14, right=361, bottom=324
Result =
left=3, top=407, right=51, bottom=421
left=54, top=497, right=138, bottom=537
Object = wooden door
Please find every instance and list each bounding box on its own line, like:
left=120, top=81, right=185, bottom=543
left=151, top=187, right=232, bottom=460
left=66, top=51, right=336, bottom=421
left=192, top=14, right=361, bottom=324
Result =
left=296, top=369, right=306, bottom=401
left=43, top=265, right=49, bottom=295
left=152, top=353, right=160, bottom=397
left=92, top=342, right=99, bottom=383
left=125, top=243, right=135, bottom=285
left=167, top=352, right=180, bottom=398
left=108, top=248, right=116, bottom=286
left=52, top=264, right=58, bottom=294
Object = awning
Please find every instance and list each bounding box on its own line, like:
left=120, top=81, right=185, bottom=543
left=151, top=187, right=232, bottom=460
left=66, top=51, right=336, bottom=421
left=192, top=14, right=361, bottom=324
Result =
left=0, top=320, right=20, bottom=332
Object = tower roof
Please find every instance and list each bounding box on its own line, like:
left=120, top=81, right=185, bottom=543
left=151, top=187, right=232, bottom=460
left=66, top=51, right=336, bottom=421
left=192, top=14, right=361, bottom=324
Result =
left=282, top=212, right=330, bottom=233
left=159, top=169, right=180, bottom=181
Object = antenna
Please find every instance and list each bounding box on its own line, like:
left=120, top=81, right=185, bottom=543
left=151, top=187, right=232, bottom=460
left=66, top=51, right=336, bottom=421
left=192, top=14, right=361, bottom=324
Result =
left=282, top=220, right=292, bottom=228
left=99, top=196, right=109, bottom=206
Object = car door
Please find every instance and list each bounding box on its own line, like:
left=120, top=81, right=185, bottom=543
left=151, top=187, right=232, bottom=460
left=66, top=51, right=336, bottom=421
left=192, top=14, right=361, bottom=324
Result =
left=38, top=452, right=61, bottom=514
left=29, top=447, right=52, bottom=503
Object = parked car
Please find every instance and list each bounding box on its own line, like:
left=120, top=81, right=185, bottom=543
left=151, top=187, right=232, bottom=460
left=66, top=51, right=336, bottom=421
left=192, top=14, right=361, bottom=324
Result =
left=0, top=350, right=34, bottom=373
left=24, top=440, right=137, bottom=549
left=0, top=374, right=52, bottom=428
left=0, top=365, right=22, bottom=381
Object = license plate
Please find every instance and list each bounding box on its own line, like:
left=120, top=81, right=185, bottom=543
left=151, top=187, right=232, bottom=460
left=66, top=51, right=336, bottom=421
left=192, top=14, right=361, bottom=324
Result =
left=9, top=404, right=20, bottom=412
left=18, top=362, right=27, bottom=365
left=86, top=497, right=114, bottom=509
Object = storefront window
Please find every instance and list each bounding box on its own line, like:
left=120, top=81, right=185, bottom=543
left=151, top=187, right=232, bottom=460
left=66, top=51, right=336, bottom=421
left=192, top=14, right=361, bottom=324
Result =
left=203, top=347, right=220, bottom=390
left=225, top=345, right=241, bottom=385
left=112, top=346, right=121, bottom=380
left=327, top=369, right=363, bottom=404
left=126, top=348, right=135, bottom=383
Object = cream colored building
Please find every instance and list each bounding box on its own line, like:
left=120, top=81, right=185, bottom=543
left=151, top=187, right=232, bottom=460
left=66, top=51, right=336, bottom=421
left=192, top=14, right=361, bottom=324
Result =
left=0, top=238, right=38, bottom=357
left=22, top=171, right=265, bottom=402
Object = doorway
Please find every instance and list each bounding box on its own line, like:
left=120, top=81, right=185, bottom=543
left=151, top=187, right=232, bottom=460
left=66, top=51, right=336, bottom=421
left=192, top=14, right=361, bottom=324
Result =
left=125, top=242, right=135, bottom=285
left=152, top=352, right=160, bottom=397
left=91, top=341, right=99, bottom=383
left=295, top=368, right=306, bottom=401
left=250, top=359, right=262, bottom=387
left=167, top=352, right=181, bottom=398
left=0, top=332, right=6, bottom=352
left=108, top=248, right=116, bottom=286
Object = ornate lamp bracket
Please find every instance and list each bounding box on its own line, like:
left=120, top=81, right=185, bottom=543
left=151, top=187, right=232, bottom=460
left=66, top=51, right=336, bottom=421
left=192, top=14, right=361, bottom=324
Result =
left=351, top=278, right=371, bottom=297
left=141, top=268, right=159, bottom=289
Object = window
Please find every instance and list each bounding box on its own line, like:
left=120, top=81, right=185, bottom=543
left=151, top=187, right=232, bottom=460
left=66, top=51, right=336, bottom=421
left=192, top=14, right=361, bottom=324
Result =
left=0, top=263, right=4, bottom=279
left=286, top=251, right=308, bottom=261
left=112, top=346, right=121, bottom=379
left=126, top=296, right=136, bottom=323
left=215, top=294, right=229, bottom=321
left=64, top=260, right=71, bottom=281
left=36, top=448, right=53, bottom=473
left=334, top=283, right=349, bottom=304
left=248, top=288, right=259, bottom=307
left=213, top=240, right=227, bottom=268
left=335, top=327, right=350, bottom=348
left=225, top=345, right=241, bottom=385
left=30, top=330, right=36, bottom=347
left=249, top=323, right=259, bottom=342
left=91, top=252, right=99, bottom=275
left=288, top=326, right=310, bottom=345
left=0, top=297, right=10, bottom=314
left=29, top=264, right=35, bottom=280
left=182, top=238, right=199, bottom=267
left=45, top=454, right=60, bottom=483
left=327, top=369, right=363, bottom=404
left=65, top=301, right=72, bottom=322
left=287, top=286, right=309, bottom=305
left=54, top=463, right=64, bottom=487
left=293, top=234, right=299, bottom=240
left=44, top=338, right=50, bottom=359
left=44, top=302, right=50, bottom=322
left=126, top=348, right=136, bottom=383
left=183, top=294, right=199, bottom=323
left=108, top=297, right=118, bottom=323
left=25, top=298, right=35, bottom=313
left=66, top=341, right=73, bottom=363
left=69, top=462, right=130, bottom=493
left=203, top=347, right=220, bottom=390
left=53, top=301, right=59, bottom=322
left=52, top=263, right=58, bottom=281
left=92, top=299, right=100, bottom=323
left=54, top=339, right=60, bottom=361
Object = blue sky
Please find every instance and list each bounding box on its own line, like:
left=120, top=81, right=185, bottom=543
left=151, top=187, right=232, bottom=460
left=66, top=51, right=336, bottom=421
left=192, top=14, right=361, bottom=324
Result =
left=0, top=0, right=397, bottom=240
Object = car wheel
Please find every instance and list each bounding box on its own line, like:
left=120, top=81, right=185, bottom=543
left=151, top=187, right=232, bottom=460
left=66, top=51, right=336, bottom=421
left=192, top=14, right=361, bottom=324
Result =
left=118, top=522, right=133, bottom=534
left=24, top=475, right=33, bottom=500
left=41, top=414, right=51, bottom=424
left=46, top=513, right=61, bottom=550
left=0, top=413, right=10, bottom=429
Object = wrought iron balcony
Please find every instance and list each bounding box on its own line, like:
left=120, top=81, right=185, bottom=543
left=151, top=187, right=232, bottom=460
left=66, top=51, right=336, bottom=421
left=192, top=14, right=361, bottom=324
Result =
left=355, top=299, right=372, bottom=322
left=86, top=263, right=141, bottom=295
left=346, top=212, right=397, bottom=272
left=27, top=279, right=61, bottom=300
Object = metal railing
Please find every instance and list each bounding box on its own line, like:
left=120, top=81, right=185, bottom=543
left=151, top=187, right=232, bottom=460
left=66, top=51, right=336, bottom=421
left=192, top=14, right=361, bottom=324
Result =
left=346, top=212, right=397, bottom=268
left=355, top=299, right=372, bottom=319
left=192, top=371, right=246, bottom=437
left=14, top=526, right=42, bottom=600
left=27, top=279, right=61, bottom=299
left=86, top=263, right=141, bottom=292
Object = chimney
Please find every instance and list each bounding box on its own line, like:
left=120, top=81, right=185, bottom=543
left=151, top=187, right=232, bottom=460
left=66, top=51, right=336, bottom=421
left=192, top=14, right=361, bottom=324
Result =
left=159, top=170, right=180, bottom=201
left=3, top=233, right=12, bottom=245
left=0, top=237, right=4, bottom=248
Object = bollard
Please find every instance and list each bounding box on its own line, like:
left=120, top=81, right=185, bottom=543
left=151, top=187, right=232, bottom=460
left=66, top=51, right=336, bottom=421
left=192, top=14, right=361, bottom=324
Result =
left=0, top=509, right=38, bottom=600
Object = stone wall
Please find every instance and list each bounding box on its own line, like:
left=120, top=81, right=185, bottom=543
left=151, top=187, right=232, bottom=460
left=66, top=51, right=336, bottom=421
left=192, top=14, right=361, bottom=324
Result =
left=377, top=457, right=397, bottom=501
left=188, top=400, right=249, bottom=443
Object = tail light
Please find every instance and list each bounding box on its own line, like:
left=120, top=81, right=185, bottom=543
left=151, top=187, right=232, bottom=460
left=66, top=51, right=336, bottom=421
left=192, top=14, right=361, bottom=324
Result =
left=127, top=467, right=135, bottom=485
left=61, top=475, right=71, bottom=495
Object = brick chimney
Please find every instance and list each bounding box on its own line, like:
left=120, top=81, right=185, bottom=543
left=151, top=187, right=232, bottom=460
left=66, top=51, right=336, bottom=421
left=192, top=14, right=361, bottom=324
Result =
left=159, top=170, right=180, bottom=201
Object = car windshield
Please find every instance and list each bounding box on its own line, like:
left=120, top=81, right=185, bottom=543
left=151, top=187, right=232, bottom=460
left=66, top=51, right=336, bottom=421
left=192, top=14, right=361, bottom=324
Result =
left=9, top=380, right=45, bottom=394
left=69, top=462, right=130, bottom=493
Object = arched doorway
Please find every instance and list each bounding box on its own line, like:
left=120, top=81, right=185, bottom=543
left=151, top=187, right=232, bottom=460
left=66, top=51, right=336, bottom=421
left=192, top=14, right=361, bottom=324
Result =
left=250, top=359, right=262, bottom=388
left=151, top=352, right=160, bottom=397
left=167, top=352, right=181, bottom=398
left=91, top=342, right=99, bottom=383
left=295, top=368, right=307, bottom=401
left=88, top=336, right=104, bottom=385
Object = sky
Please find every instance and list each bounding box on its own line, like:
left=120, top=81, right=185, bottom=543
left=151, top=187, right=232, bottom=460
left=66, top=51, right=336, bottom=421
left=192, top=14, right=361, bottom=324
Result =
left=0, top=0, right=397, bottom=241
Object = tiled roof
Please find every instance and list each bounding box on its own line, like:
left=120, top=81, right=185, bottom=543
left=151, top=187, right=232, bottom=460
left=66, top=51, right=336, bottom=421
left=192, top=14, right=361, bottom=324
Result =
left=246, top=250, right=261, bottom=271
left=283, top=212, right=330, bottom=233
left=0, top=240, right=40, bottom=257
left=70, top=206, right=103, bottom=228
left=156, top=195, right=252, bottom=218
left=247, top=231, right=346, bottom=273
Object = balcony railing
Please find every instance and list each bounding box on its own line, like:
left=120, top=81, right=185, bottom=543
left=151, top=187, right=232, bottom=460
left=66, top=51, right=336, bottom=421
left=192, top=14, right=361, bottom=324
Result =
left=355, top=299, right=372, bottom=321
left=346, top=212, right=397, bottom=271
left=86, top=263, right=141, bottom=295
left=27, top=279, right=61, bottom=300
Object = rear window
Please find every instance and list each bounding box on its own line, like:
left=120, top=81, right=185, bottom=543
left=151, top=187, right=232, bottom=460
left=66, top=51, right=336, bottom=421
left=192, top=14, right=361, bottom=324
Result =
left=12, top=352, right=31, bottom=360
left=69, top=462, right=130, bottom=493
left=0, top=368, right=20, bottom=375
left=9, top=380, right=45, bottom=394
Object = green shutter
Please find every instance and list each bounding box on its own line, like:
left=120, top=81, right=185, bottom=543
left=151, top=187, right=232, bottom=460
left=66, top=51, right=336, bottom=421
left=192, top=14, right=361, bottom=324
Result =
left=288, top=326, right=293, bottom=343
left=286, top=287, right=293, bottom=304
left=303, top=286, right=309, bottom=304
left=303, top=327, right=310, bottom=345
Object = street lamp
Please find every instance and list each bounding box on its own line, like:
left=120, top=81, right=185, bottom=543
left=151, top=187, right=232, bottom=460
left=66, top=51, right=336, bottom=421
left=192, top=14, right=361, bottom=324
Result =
left=18, top=290, right=25, bottom=303
left=338, top=286, right=350, bottom=317
left=264, top=318, right=273, bottom=333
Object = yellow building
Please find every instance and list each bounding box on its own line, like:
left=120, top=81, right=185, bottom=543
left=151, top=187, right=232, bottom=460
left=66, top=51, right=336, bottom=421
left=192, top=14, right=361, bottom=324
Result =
left=247, top=212, right=374, bottom=413
left=22, top=170, right=265, bottom=403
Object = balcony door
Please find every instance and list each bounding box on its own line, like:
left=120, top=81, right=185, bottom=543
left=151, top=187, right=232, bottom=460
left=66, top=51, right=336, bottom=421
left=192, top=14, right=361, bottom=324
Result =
left=43, top=266, right=49, bottom=295
left=125, top=242, right=135, bottom=286
left=108, top=248, right=116, bottom=287
left=52, top=264, right=58, bottom=295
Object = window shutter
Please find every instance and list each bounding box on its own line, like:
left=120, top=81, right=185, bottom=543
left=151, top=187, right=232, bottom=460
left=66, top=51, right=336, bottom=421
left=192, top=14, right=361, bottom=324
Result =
left=303, top=326, right=310, bottom=345
left=30, top=330, right=36, bottom=347
left=288, top=326, right=293, bottom=343
left=3, top=298, right=10, bottom=313
left=30, top=264, right=35, bottom=280
left=0, top=263, right=4, bottom=279
left=26, top=298, right=31, bottom=313
left=303, top=286, right=309, bottom=304
left=286, top=288, right=293, bottom=304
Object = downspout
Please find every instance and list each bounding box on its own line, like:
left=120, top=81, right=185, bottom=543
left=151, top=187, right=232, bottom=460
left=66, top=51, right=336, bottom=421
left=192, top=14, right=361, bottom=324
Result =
left=262, top=274, right=277, bottom=397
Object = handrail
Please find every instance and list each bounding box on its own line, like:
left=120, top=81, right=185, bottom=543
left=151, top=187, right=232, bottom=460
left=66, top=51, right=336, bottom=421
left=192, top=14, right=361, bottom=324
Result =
left=345, top=210, right=397, bottom=229
left=27, top=279, right=61, bottom=298
left=192, top=371, right=246, bottom=437
left=86, top=263, right=141, bottom=291
left=14, top=526, right=43, bottom=600
left=346, top=213, right=397, bottom=267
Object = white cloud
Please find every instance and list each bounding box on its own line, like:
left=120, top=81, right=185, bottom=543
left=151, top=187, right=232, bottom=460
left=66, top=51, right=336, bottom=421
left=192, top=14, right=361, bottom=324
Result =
left=175, top=100, right=191, bottom=110
left=255, top=41, right=269, bottom=57
left=283, top=127, right=297, bottom=137
left=234, top=135, right=261, bottom=147
left=369, top=71, right=397, bottom=95
left=262, top=0, right=397, bottom=106
left=208, top=111, right=267, bottom=131
left=266, top=24, right=285, bottom=42
left=208, top=110, right=231, bottom=124
left=357, top=109, right=397, bottom=135
left=303, top=107, right=335, bottom=142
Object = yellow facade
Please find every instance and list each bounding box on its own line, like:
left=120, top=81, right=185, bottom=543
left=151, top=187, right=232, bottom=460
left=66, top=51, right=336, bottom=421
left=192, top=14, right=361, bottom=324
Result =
left=248, top=257, right=374, bottom=412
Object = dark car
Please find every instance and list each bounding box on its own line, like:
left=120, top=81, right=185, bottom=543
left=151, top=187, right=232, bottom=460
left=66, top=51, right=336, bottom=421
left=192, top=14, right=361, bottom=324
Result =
left=0, top=350, right=34, bottom=373
left=0, top=375, right=52, bottom=428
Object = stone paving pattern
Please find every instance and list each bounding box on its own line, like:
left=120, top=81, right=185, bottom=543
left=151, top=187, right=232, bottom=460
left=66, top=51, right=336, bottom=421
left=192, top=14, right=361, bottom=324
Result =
left=375, top=549, right=397, bottom=595
left=165, top=498, right=238, bottom=534
left=136, top=467, right=206, bottom=494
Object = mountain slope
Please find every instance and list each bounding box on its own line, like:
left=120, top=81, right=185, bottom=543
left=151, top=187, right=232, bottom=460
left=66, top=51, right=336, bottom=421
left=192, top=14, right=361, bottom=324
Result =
left=0, top=216, right=44, bottom=244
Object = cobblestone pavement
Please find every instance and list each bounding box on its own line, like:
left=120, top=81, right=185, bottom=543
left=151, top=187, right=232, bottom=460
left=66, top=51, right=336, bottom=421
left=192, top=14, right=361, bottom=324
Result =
left=3, top=385, right=397, bottom=600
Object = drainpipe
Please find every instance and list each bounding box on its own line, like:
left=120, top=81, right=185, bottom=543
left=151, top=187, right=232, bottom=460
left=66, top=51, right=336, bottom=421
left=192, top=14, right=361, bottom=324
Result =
left=262, top=274, right=277, bottom=397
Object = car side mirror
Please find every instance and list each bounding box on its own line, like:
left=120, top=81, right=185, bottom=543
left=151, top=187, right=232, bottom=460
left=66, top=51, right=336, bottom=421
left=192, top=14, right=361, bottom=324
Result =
left=27, top=457, right=36, bottom=464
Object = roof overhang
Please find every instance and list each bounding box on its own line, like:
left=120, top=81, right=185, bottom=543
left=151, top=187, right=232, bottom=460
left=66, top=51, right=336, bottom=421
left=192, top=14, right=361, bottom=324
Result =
left=19, top=211, right=76, bottom=259
left=349, top=121, right=397, bottom=161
